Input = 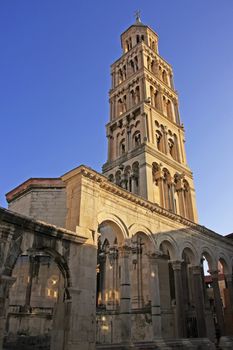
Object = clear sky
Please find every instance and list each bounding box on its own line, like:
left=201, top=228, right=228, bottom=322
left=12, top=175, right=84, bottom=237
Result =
left=1, top=0, right=233, bottom=235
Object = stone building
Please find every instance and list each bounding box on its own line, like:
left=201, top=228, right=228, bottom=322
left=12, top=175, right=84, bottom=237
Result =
left=1, top=16, right=233, bottom=350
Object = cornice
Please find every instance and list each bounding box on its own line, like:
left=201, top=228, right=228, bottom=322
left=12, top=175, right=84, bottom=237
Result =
left=144, top=70, right=178, bottom=100
left=102, top=145, right=145, bottom=172
left=142, top=43, right=172, bottom=71
left=144, top=104, right=184, bottom=132
left=143, top=144, right=193, bottom=178
left=120, top=24, right=158, bottom=42
left=0, top=207, right=87, bottom=245
left=109, top=71, right=144, bottom=97
left=62, top=165, right=233, bottom=248
left=106, top=106, right=141, bottom=130
left=6, top=178, right=65, bottom=203
left=111, top=42, right=144, bottom=68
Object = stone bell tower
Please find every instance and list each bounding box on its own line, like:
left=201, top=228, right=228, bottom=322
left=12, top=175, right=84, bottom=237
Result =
left=102, top=14, right=198, bottom=223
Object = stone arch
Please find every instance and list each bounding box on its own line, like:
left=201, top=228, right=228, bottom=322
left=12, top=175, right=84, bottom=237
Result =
left=200, top=246, right=216, bottom=271
left=97, top=212, right=128, bottom=243
left=180, top=241, right=199, bottom=265
left=97, top=215, right=128, bottom=313
left=217, top=252, right=231, bottom=275
left=128, top=223, right=155, bottom=249
left=4, top=243, right=72, bottom=301
left=157, top=236, right=178, bottom=260
left=3, top=232, right=75, bottom=350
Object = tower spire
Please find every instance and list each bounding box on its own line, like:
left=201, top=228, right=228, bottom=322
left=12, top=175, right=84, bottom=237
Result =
left=134, top=10, right=141, bottom=23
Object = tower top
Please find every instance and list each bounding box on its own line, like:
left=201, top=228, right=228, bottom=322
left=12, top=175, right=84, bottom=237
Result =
left=134, top=10, right=141, bottom=23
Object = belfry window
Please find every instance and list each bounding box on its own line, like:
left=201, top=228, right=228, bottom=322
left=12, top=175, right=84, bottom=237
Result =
left=119, top=139, right=126, bottom=156
left=168, top=138, right=175, bottom=158
left=133, top=131, right=141, bottom=147
left=156, top=130, right=163, bottom=153
left=167, top=100, right=173, bottom=120
left=135, top=56, right=139, bottom=71
left=135, top=86, right=140, bottom=104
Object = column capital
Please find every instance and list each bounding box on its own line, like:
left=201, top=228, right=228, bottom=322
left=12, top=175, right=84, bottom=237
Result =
left=148, top=252, right=163, bottom=261
left=170, top=260, right=183, bottom=271
left=118, top=245, right=131, bottom=256
left=208, top=269, right=219, bottom=279
left=191, top=265, right=202, bottom=275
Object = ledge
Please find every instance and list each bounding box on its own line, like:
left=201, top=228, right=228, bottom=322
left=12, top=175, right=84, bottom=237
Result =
left=0, top=206, right=86, bottom=244
left=6, top=178, right=65, bottom=203
left=62, top=165, right=233, bottom=247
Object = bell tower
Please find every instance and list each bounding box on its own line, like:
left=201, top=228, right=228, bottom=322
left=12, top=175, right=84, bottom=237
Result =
left=102, top=15, right=198, bottom=223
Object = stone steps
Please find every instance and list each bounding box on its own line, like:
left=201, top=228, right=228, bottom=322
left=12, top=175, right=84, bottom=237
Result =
left=97, top=338, right=216, bottom=350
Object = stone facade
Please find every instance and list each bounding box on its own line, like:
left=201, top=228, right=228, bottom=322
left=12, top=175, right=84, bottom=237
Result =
left=1, top=16, right=233, bottom=350
left=6, top=179, right=67, bottom=228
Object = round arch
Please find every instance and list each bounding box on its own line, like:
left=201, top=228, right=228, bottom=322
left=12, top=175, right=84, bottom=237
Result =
left=180, top=241, right=199, bottom=265
left=217, top=252, right=231, bottom=275
left=97, top=211, right=129, bottom=242
left=128, top=224, right=156, bottom=252
left=199, top=246, right=216, bottom=271
left=157, top=235, right=179, bottom=260
left=4, top=243, right=72, bottom=299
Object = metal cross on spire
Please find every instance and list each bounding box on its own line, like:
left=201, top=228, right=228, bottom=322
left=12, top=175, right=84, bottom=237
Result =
left=134, top=10, right=141, bottom=23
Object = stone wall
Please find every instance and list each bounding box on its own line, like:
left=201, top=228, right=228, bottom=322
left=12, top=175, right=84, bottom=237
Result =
left=8, top=189, right=66, bottom=227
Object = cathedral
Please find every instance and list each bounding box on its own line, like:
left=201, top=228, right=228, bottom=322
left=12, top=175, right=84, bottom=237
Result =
left=0, top=16, right=233, bottom=350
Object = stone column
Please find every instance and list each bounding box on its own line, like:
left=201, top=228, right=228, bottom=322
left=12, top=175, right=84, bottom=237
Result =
left=120, top=174, right=127, bottom=190
left=163, top=127, right=168, bottom=154
left=176, top=177, right=185, bottom=217
left=131, top=174, right=137, bottom=194
left=114, top=96, right=118, bottom=119
left=0, top=275, right=16, bottom=350
left=174, top=102, right=180, bottom=124
left=154, top=169, right=164, bottom=207
left=158, top=89, right=163, bottom=113
left=209, top=270, right=225, bottom=336
left=149, top=253, right=162, bottom=339
left=107, top=134, right=111, bottom=162
left=170, top=101, right=176, bottom=123
left=23, top=254, right=36, bottom=312
left=171, top=260, right=186, bottom=338
left=225, top=274, right=233, bottom=311
left=142, top=112, right=148, bottom=142
left=126, top=128, right=131, bottom=152
left=223, top=273, right=233, bottom=334
left=119, top=245, right=131, bottom=344
left=191, top=265, right=207, bottom=337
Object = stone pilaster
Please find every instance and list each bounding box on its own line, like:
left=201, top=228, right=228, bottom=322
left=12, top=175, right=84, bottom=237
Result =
left=171, top=260, right=186, bottom=338
left=149, top=253, right=162, bottom=339
left=191, top=265, right=207, bottom=337
left=119, top=245, right=131, bottom=344
left=142, top=112, right=148, bottom=142
left=23, top=254, right=35, bottom=312
left=225, top=273, right=233, bottom=312
left=209, top=270, right=225, bottom=336
left=0, top=275, right=16, bottom=350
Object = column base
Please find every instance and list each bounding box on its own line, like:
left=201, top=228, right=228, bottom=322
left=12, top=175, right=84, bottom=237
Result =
left=96, top=338, right=215, bottom=350
left=219, top=336, right=233, bottom=349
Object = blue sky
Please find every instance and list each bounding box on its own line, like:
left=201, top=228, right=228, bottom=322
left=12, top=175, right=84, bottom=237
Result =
left=1, top=1, right=233, bottom=235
